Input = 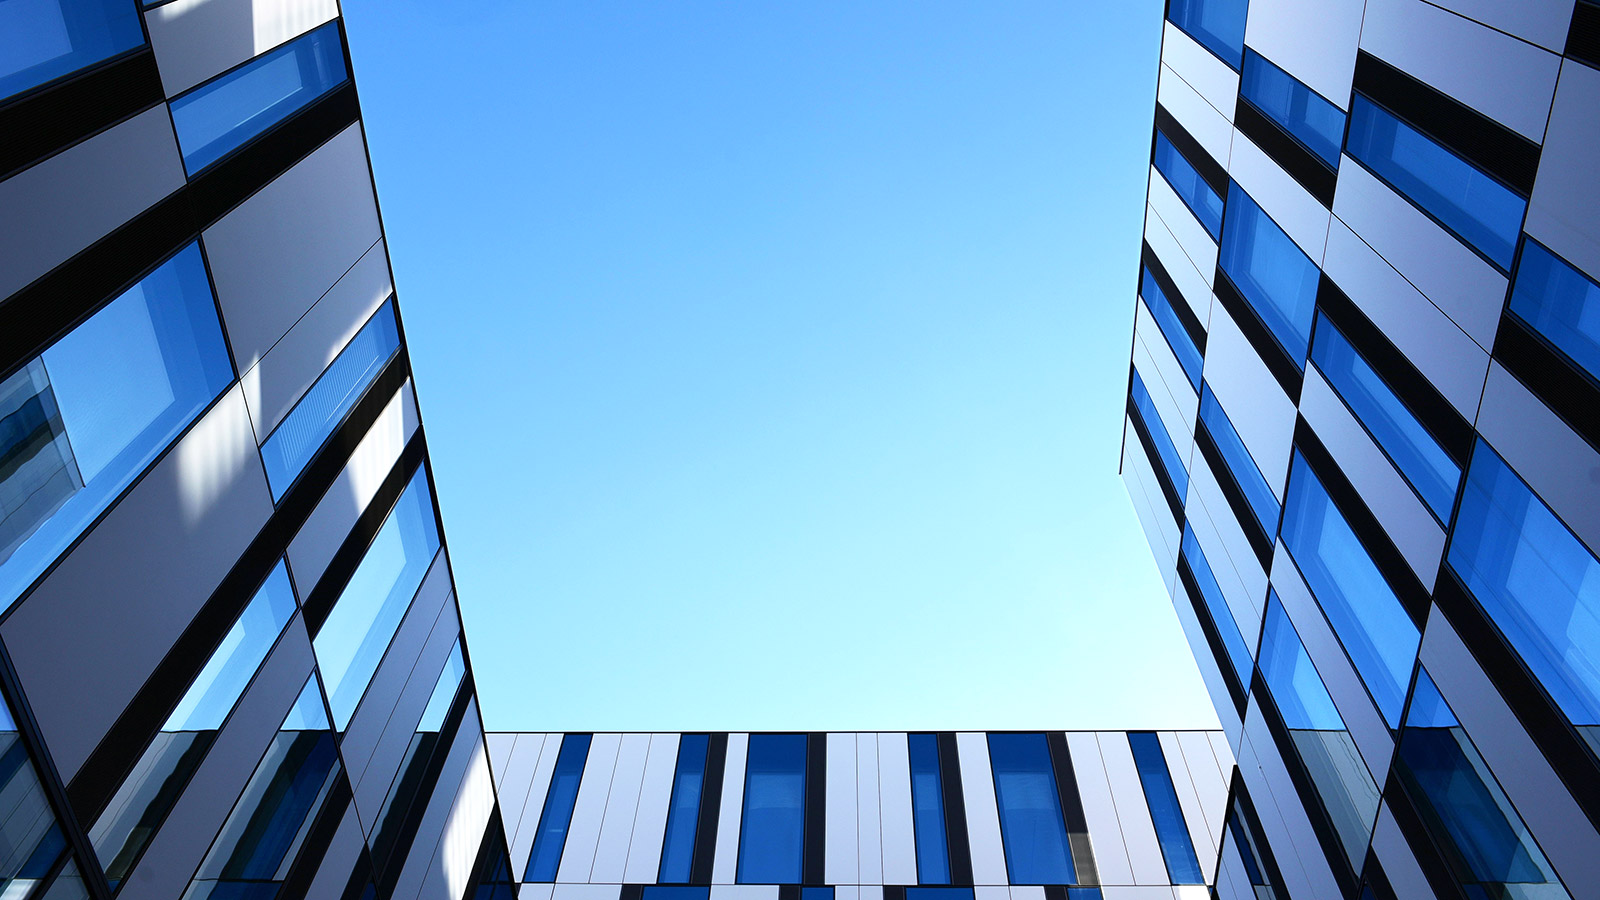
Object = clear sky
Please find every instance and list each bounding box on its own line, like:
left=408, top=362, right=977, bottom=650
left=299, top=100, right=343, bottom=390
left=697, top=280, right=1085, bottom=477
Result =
left=340, top=1, right=1218, bottom=732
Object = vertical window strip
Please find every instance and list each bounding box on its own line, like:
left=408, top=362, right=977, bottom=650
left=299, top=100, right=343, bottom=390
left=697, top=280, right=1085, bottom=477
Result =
left=659, top=734, right=710, bottom=883
left=986, top=733, right=1075, bottom=885
left=1126, top=733, right=1203, bottom=884
left=908, top=734, right=950, bottom=884
left=525, top=735, right=593, bottom=882
left=736, top=734, right=808, bottom=884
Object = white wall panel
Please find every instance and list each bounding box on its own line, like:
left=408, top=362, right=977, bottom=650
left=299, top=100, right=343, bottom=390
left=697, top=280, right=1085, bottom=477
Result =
left=955, top=732, right=1008, bottom=885
left=522, top=885, right=555, bottom=900
left=1370, top=805, right=1439, bottom=900
left=875, top=733, right=917, bottom=885
left=1009, top=886, right=1045, bottom=900
left=489, top=733, right=517, bottom=785
left=1239, top=708, right=1343, bottom=900
left=713, top=734, right=749, bottom=884
left=1158, top=732, right=1217, bottom=866
left=511, top=735, right=561, bottom=880
left=1209, top=732, right=1235, bottom=781
left=1185, top=466, right=1267, bottom=641
left=1143, top=203, right=1215, bottom=330
left=591, top=733, right=652, bottom=883
left=1156, top=63, right=1233, bottom=166
left=1148, top=170, right=1220, bottom=285
left=1429, top=0, right=1576, bottom=52
left=558, top=733, right=622, bottom=882
left=1199, top=303, right=1296, bottom=495
left=499, top=734, right=552, bottom=863
left=1240, top=0, right=1365, bottom=106
left=415, top=741, right=496, bottom=900
left=711, top=886, right=775, bottom=900
left=391, top=703, right=483, bottom=900
left=1136, top=302, right=1199, bottom=439
left=1174, top=732, right=1229, bottom=844
left=146, top=0, right=339, bottom=95
left=1099, top=889, right=1177, bottom=900
left=1160, top=22, right=1240, bottom=119
left=1096, top=733, right=1166, bottom=886
left=624, top=733, right=681, bottom=884
left=1133, top=335, right=1195, bottom=466
left=856, top=733, right=883, bottom=884
left=1228, top=133, right=1331, bottom=265
left=826, top=732, right=859, bottom=884
left=1066, top=735, right=1133, bottom=886
left=1122, top=427, right=1180, bottom=589
left=975, top=887, right=1010, bottom=900
left=1526, top=61, right=1600, bottom=284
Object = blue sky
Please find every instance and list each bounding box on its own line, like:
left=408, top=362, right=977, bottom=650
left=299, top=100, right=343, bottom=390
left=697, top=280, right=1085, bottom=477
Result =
left=341, top=1, right=1216, bottom=731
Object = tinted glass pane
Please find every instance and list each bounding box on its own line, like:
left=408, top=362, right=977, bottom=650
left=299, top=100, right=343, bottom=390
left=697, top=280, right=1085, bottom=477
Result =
left=1199, top=384, right=1280, bottom=538
left=0, top=0, right=143, bottom=102
left=260, top=300, right=401, bottom=499
left=1310, top=317, right=1459, bottom=520
left=1219, top=187, right=1319, bottom=364
left=0, top=242, right=232, bottom=610
left=906, top=888, right=975, bottom=900
left=369, top=642, right=464, bottom=875
left=1153, top=133, right=1224, bottom=239
left=0, top=693, right=74, bottom=895
left=1240, top=50, right=1345, bottom=168
left=1181, top=527, right=1254, bottom=687
left=170, top=22, right=348, bottom=173
left=737, top=734, right=807, bottom=884
left=1346, top=96, right=1525, bottom=269
left=803, top=889, right=834, bottom=900
left=1140, top=268, right=1203, bottom=390
left=1509, top=239, right=1600, bottom=383
left=525, top=734, right=592, bottom=882
left=1130, top=369, right=1188, bottom=498
left=1167, top=0, right=1248, bottom=68
left=907, top=733, right=949, bottom=884
left=1127, top=733, right=1203, bottom=884
left=1448, top=442, right=1600, bottom=756
left=1224, top=800, right=1276, bottom=898
left=986, top=733, right=1074, bottom=885
left=658, top=734, right=709, bottom=882
left=644, top=889, right=711, bottom=900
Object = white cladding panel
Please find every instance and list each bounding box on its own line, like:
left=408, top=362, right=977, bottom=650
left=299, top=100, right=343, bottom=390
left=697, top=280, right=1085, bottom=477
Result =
left=876, top=733, right=918, bottom=885
left=955, top=732, right=1008, bottom=885
left=713, top=734, right=750, bottom=884
left=1097, top=733, right=1168, bottom=886
left=591, top=733, right=652, bottom=883
left=856, top=733, right=883, bottom=884
left=624, top=734, right=682, bottom=883
left=825, top=732, right=859, bottom=884
left=1065, top=733, right=1134, bottom=886
left=556, top=734, right=622, bottom=882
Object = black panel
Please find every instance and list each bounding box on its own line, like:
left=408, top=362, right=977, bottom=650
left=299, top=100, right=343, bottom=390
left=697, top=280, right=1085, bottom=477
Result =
left=1192, top=418, right=1275, bottom=568
left=1042, top=887, right=1068, bottom=900
left=1380, top=775, right=1470, bottom=900
left=1139, top=242, right=1207, bottom=355
left=0, top=50, right=164, bottom=182
left=622, top=886, right=646, bottom=900
left=689, top=733, right=729, bottom=884
left=1493, top=312, right=1600, bottom=454
left=1126, top=392, right=1187, bottom=525
left=1211, top=267, right=1305, bottom=401
left=1174, top=555, right=1249, bottom=717
left=1232, top=98, right=1338, bottom=207
left=1358, top=847, right=1399, bottom=900
left=1352, top=51, right=1539, bottom=196
left=935, top=733, right=973, bottom=885
left=1567, top=1, right=1600, bottom=69
left=1044, top=732, right=1098, bottom=886
left=1154, top=104, right=1230, bottom=199
left=803, top=732, right=826, bottom=884
left=779, top=885, right=801, bottom=900
left=339, top=851, right=376, bottom=900
left=884, top=886, right=907, bottom=900
left=279, top=775, right=354, bottom=898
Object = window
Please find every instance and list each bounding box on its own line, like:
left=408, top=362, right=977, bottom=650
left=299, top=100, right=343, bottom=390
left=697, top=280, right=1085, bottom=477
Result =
left=1180, top=527, right=1254, bottom=688
left=1345, top=96, right=1525, bottom=270
left=260, top=300, right=402, bottom=499
left=907, top=733, right=949, bottom=884
left=1257, top=596, right=1380, bottom=869
left=905, top=889, right=975, bottom=900
left=524, top=734, right=592, bottom=882
left=1126, top=733, right=1203, bottom=884
left=1129, top=369, right=1188, bottom=499
left=1239, top=50, right=1345, bottom=169
left=312, top=466, right=441, bottom=729
left=802, top=889, right=834, bottom=900
left=1199, top=384, right=1280, bottom=539
left=1508, top=239, right=1600, bottom=383
left=90, top=562, right=297, bottom=887
left=1167, top=0, right=1248, bottom=69
left=1221, top=800, right=1277, bottom=899
left=737, top=734, right=807, bottom=884
left=658, top=734, right=710, bottom=882
left=1218, top=186, right=1320, bottom=365
left=0, top=0, right=144, bottom=102
left=370, top=641, right=466, bottom=876
left=1280, top=452, right=1419, bottom=727
left=644, top=889, right=710, bottom=900
left=1396, top=669, right=1569, bottom=898
left=0, top=241, right=233, bottom=610
left=170, top=22, right=349, bottom=173
left=1448, top=442, right=1600, bottom=757
left=1309, top=317, right=1459, bottom=520
left=986, top=733, right=1074, bottom=885
left=1153, top=133, right=1223, bottom=239
left=1140, top=267, right=1202, bottom=390
left=0, top=691, right=78, bottom=897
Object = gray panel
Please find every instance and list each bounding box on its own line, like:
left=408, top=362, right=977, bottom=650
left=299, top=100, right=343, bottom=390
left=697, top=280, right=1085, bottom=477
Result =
left=1159, top=21, right=1240, bottom=122
left=1122, top=427, right=1179, bottom=588
left=1526, top=61, right=1600, bottom=296
left=501, top=734, right=553, bottom=864
left=145, top=0, right=338, bottom=96
left=1096, top=733, right=1166, bottom=886
left=1143, top=200, right=1214, bottom=330
left=557, top=733, right=622, bottom=882
left=1156, top=62, right=1233, bottom=167
left=306, top=805, right=368, bottom=900
left=1064, top=733, right=1133, bottom=887
left=488, top=733, right=517, bottom=787
left=825, top=732, right=858, bottom=884
left=554, top=887, right=621, bottom=900
left=1227, top=132, right=1331, bottom=266
left=1240, top=0, right=1365, bottom=106
left=203, top=123, right=381, bottom=371
left=622, top=733, right=680, bottom=883
left=856, top=732, right=883, bottom=885
left=1134, top=314, right=1197, bottom=446
left=414, top=741, right=497, bottom=900
left=2, top=387, right=272, bottom=780
left=1239, top=706, right=1343, bottom=900
left=590, top=733, right=651, bottom=883
left=1168, top=575, right=1242, bottom=740
left=1436, top=0, right=1576, bottom=51
left=710, top=887, right=774, bottom=900
left=1370, top=804, right=1439, bottom=900
left=1148, top=171, right=1219, bottom=290
left=955, top=732, right=1007, bottom=885
left=1200, top=302, right=1296, bottom=497
left=390, top=701, right=484, bottom=900
left=875, top=733, right=917, bottom=886
left=1157, top=732, right=1216, bottom=866
left=711, top=733, right=748, bottom=884
left=0, top=107, right=185, bottom=302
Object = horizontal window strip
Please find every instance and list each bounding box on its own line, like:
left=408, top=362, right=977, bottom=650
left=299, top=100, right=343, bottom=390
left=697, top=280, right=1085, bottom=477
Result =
left=0, top=50, right=164, bottom=182
left=1192, top=420, right=1274, bottom=567
left=1566, top=1, right=1600, bottom=70
left=1154, top=104, right=1228, bottom=199
left=1231, top=97, right=1336, bottom=208
left=1211, top=267, right=1304, bottom=400
left=1174, top=554, right=1249, bottom=715
left=1140, top=243, right=1207, bottom=353
left=1126, top=394, right=1187, bottom=525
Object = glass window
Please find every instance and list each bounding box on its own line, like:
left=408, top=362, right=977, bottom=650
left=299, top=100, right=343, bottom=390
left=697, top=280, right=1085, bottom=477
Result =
left=1448, top=442, right=1600, bottom=757
left=1508, top=239, right=1600, bottom=383
left=370, top=641, right=465, bottom=876
left=183, top=677, right=342, bottom=899
left=1239, top=50, right=1345, bottom=169
left=260, top=300, right=401, bottom=500
left=658, top=734, right=710, bottom=883
left=525, top=734, right=592, bottom=882
left=1199, top=384, right=1280, bottom=538
left=1167, top=0, right=1248, bottom=69
left=1126, top=733, right=1203, bottom=884
left=1281, top=452, right=1420, bottom=727
left=170, top=22, right=349, bottom=173
left=312, top=466, right=441, bottom=729
left=1153, top=133, right=1223, bottom=239
left=0, top=242, right=233, bottom=610
left=908, top=733, right=949, bottom=884
left=1258, top=596, right=1381, bottom=869
left=737, top=734, right=807, bottom=884
left=1140, top=267, right=1203, bottom=390
left=1218, top=186, right=1320, bottom=365
left=986, top=733, right=1074, bottom=885
left=802, top=889, right=834, bottom=900
left=1397, top=669, right=1570, bottom=898
left=1129, top=369, right=1188, bottom=499
left=0, top=693, right=76, bottom=897
left=906, top=889, right=975, bottom=900
left=1309, top=317, right=1460, bottom=520
left=0, top=0, right=144, bottom=102
left=90, top=562, right=297, bottom=887
left=644, top=889, right=710, bottom=900
left=1345, top=96, right=1525, bottom=270
left=1180, top=527, right=1254, bottom=688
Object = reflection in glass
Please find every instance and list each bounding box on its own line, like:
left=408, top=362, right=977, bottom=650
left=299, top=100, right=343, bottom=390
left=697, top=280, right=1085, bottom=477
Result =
left=1130, top=369, right=1188, bottom=499
left=987, top=733, right=1074, bottom=885
left=1240, top=50, right=1345, bottom=169
left=1221, top=799, right=1277, bottom=899
left=1219, top=187, right=1319, bottom=365
left=1167, top=0, right=1248, bottom=69
left=1153, top=133, right=1223, bottom=239
left=658, top=734, right=709, bottom=883
left=0, top=692, right=76, bottom=896
left=908, top=733, right=950, bottom=884
left=0, top=0, right=144, bottom=101
left=525, top=734, right=592, bottom=882
left=1180, top=526, right=1254, bottom=688
left=1127, top=733, right=1203, bottom=884
left=1140, top=267, right=1202, bottom=390
left=1508, top=239, right=1600, bottom=383
left=1199, top=384, right=1280, bottom=539
left=737, top=734, right=807, bottom=884
left=369, top=641, right=465, bottom=879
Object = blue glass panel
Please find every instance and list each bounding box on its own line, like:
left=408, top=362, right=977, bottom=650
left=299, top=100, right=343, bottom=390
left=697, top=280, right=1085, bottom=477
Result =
left=1345, top=96, right=1525, bottom=269
left=907, top=733, right=949, bottom=884
left=1398, top=670, right=1569, bottom=897
left=1180, top=527, right=1254, bottom=687
left=1509, top=239, right=1600, bottom=383
left=1224, top=801, right=1273, bottom=895
left=312, top=467, right=441, bottom=729
left=0, top=242, right=232, bottom=610
left=906, top=888, right=975, bottom=900
left=737, top=734, right=807, bottom=884
left=1199, top=384, right=1280, bottom=538
left=644, top=888, right=710, bottom=900
left=525, top=735, right=592, bottom=882
left=1280, top=453, right=1419, bottom=727
left=1239, top=50, right=1345, bottom=168
left=1140, top=268, right=1203, bottom=390
left=0, top=0, right=143, bottom=101
left=802, top=888, right=834, bottom=900
left=1218, top=186, right=1319, bottom=364
left=260, top=301, right=401, bottom=499
left=417, top=640, right=465, bottom=732
left=1167, top=0, right=1248, bottom=69
left=0, top=693, right=76, bottom=891
left=1153, top=133, right=1224, bottom=239
left=1310, top=317, right=1459, bottom=520
left=1448, top=442, right=1600, bottom=756
left=1127, top=733, right=1203, bottom=884
left=659, top=734, right=710, bottom=882
left=170, top=22, right=348, bottom=173
left=1129, top=369, right=1188, bottom=498
left=986, top=733, right=1074, bottom=885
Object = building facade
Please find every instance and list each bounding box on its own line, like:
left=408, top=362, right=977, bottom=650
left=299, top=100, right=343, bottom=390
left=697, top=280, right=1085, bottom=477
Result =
left=1123, top=1, right=1600, bottom=898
